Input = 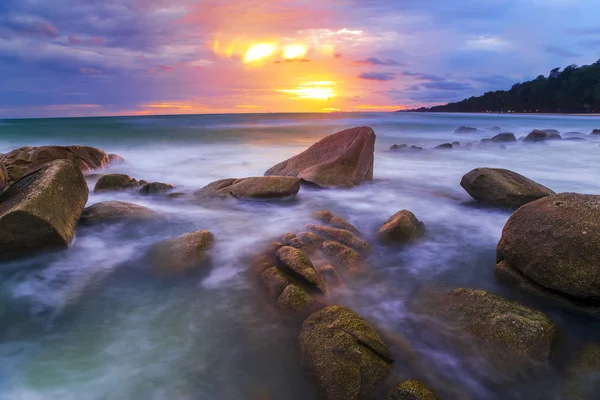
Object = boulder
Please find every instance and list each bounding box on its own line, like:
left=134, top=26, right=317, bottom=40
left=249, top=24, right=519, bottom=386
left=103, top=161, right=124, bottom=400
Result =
left=387, top=379, right=439, bottom=400
left=280, top=232, right=303, bottom=249
left=378, top=210, right=425, bottom=243
left=260, top=266, right=291, bottom=300
left=592, top=129, right=600, bottom=135
left=390, top=144, right=423, bottom=152
left=139, top=182, right=175, bottom=195
left=460, top=168, right=554, bottom=209
left=0, top=145, right=115, bottom=185
left=298, top=232, right=325, bottom=250
left=300, top=306, right=394, bottom=400
left=542, top=129, right=561, bottom=135
left=0, top=160, right=88, bottom=260
left=321, top=241, right=361, bottom=271
left=79, top=201, right=156, bottom=225
left=149, top=230, right=215, bottom=272
left=496, top=193, right=600, bottom=316
left=312, top=210, right=359, bottom=234
left=455, top=126, right=477, bottom=133
left=276, top=246, right=327, bottom=293
left=307, top=225, right=369, bottom=253
left=547, top=133, right=562, bottom=140
left=276, top=284, right=324, bottom=315
left=452, top=141, right=460, bottom=146
left=491, top=133, right=517, bottom=143
left=523, top=130, right=547, bottom=142
left=108, top=154, right=125, bottom=164
left=194, top=176, right=300, bottom=199
left=94, top=174, right=139, bottom=193
left=427, top=288, right=561, bottom=363
left=565, top=132, right=585, bottom=138
left=434, top=143, right=453, bottom=150
left=0, top=163, right=7, bottom=194
left=264, top=126, right=375, bottom=188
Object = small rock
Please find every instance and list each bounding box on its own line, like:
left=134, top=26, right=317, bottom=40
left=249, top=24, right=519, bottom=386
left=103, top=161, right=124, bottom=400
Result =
left=434, top=143, right=453, bottom=150
left=321, top=241, right=361, bottom=271
left=316, top=264, right=342, bottom=286
left=139, top=182, right=175, bottom=195
left=491, top=132, right=517, bottom=143
left=307, top=225, right=369, bottom=253
left=94, top=174, right=139, bottom=193
left=79, top=201, right=156, bottom=226
left=455, top=126, right=478, bottom=133
left=108, top=154, right=125, bottom=164
left=195, top=176, right=301, bottom=199
left=276, top=246, right=327, bottom=293
left=390, top=144, right=423, bottom=152
left=523, top=130, right=547, bottom=142
left=276, top=284, right=324, bottom=315
left=260, top=266, right=290, bottom=300
left=592, top=129, right=600, bottom=135
left=378, top=210, right=425, bottom=243
left=150, top=230, right=215, bottom=272
left=452, top=141, right=460, bottom=146
left=387, top=379, right=439, bottom=400
left=312, top=210, right=359, bottom=234
left=0, top=163, right=7, bottom=194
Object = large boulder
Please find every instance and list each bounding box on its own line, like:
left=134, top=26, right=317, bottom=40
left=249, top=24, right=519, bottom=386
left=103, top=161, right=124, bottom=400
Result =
left=0, top=145, right=114, bottom=185
left=387, top=379, right=439, bottom=400
left=299, top=306, right=394, bottom=400
left=523, top=130, right=547, bottom=142
left=195, top=176, right=300, bottom=199
left=0, top=160, right=88, bottom=260
left=94, top=174, right=139, bottom=193
left=149, top=230, right=215, bottom=272
left=427, top=288, right=562, bottom=363
left=264, top=126, right=375, bottom=188
left=378, top=210, right=425, bottom=243
left=460, top=168, right=554, bottom=209
left=79, top=201, right=156, bottom=226
left=592, top=129, right=600, bottom=135
left=496, top=193, right=600, bottom=316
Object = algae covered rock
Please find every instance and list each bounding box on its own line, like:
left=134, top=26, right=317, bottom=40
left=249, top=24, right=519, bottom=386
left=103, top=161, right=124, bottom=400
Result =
left=79, top=201, right=156, bottom=225
left=321, top=241, right=361, bottom=271
left=307, top=225, right=369, bottom=253
left=260, top=266, right=290, bottom=300
left=276, top=284, right=324, bottom=315
left=312, top=210, right=359, bottom=234
left=265, top=126, right=375, bottom=188
left=195, top=176, right=300, bottom=199
left=300, top=306, right=393, bottom=400
left=0, top=160, right=88, bottom=260
left=276, top=246, right=327, bottom=293
left=378, top=210, right=425, bottom=243
left=149, top=230, right=215, bottom=272
left=94, top=174, right=139, bottom=193
left=139, top=182, right=175, bottom=195
left=387, top=379, right=439, bottom=400
left=460, top=168, right=554, bottom=209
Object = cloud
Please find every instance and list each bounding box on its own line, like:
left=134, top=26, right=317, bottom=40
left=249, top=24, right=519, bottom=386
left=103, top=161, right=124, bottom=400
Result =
left=69, top=35, right=106, bottom=46
left=465, top=35, right=511, bottom=51
left=421, top=81, right=473, bottom=91
left=358, top=72, right=397, bottom=81
left=544, top=45, right=581, bottom=58
left=80, top=67, right=102, bottom=75
left=1, top=16, right=59, bottom=38
left=402, top=71, right=446, bottom=81
left=355, top=57, right=404, bottom=66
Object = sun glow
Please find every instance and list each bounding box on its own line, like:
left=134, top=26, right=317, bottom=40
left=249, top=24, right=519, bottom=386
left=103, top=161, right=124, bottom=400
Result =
left=244, top=43, right=276, bottom=63
left=278, top=81, right=337, bottom=100
left=283, top=45, right=307, bottom=60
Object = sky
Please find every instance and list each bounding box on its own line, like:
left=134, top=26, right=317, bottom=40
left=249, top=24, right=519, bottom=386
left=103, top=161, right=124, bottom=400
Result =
left=1, top=0, right=600, bottom=118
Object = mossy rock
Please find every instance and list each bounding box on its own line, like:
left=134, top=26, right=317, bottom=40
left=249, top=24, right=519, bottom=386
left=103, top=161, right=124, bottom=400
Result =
left=276, top=246, right=327, bottom=294
left=387, top=379, right=439, bottom=400
left=313, top=210, right=360, bottom=234
left=322, top=241, right=361, bottom=271
left=378, top=210, right=425, bottom=243
left=260, top=266, right=291, bottom=300
left=276, top=284, right=324, bottom=315
left=139, top=182, right=175, bottom=195
left=79, top=201, right=156, bottom=226
left=299, top=306, right=394, bottom=400
left=149, top=230, right=215, bottom=273
left=94, top=174, right=139, bottom=193
left=281, top=232, right=302, bottom=249
left=307, top=224, right=370, bottom=253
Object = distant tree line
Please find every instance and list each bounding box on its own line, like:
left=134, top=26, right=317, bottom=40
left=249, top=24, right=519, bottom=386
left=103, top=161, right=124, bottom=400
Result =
left=411, top=60, right=600, bottom=113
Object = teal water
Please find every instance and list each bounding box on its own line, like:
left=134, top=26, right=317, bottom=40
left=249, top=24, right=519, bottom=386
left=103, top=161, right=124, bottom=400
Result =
left=1, top=112, right=600, bottom=399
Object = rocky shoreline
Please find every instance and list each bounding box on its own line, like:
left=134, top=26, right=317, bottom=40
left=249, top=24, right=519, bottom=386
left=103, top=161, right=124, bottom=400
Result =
left=1, top=124, right=600, bottom=399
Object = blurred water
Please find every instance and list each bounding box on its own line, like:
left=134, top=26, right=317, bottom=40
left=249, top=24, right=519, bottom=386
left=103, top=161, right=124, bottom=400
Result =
left=0, top=112, right=599, bottom=399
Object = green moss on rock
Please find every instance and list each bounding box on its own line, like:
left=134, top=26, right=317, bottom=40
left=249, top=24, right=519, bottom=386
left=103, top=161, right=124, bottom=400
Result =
left=387, top=379, right=439, bottom=400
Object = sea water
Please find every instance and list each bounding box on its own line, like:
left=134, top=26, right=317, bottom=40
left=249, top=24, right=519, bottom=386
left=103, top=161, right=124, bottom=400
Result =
left=0, top=112, right=599, bottom=399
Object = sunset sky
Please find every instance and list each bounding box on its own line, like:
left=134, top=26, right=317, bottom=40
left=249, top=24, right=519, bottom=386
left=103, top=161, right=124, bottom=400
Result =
left=1, top=0, right=600, bottom=118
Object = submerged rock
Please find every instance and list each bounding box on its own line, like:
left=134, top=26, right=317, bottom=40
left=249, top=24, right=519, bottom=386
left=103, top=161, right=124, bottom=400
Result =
left=592, top=129, right=600, bottom=135
left=547, top=132, right=562, bottom=140
left=542, top=129, right=561, bottom=135
left=139, top=182, right=175, bottom=195
left=455, top=126, right=478, bottom=133
left=264, top=126, right=375, bottom=188
left=378, top=210, right=425, bottom=243
left=321, top=241, right=361, bottom=271
left=496, top=193, right=600, bottom=316
left=434, top=143, right=453, bottom=150
left=277, top=284, right=324, bottom=315
left=491, top=132, right=517, bottom=143
left=299, top=306, right=394, bottom=400
left=312, top=210, right=360, bottom=234
left=427, top=288, right=562, bottom=363
left=0, top=145, right=116, bottom=185
left=276, top=246, right=327, bottom=294
left=523, top=130, right=547, bottom=142
left=307, top=225, right=369, bottom=253
left=194, top=176, right=300, bottom=199
left=0, top=160, right=88, bottom=260
left=564, top=343, right=600, bottom=399
left=150, top=230, right=215, bottom=272
left=460, top=167, right=554, bottom=209
left=79, top=201, right=156, bottom=225
left=390, top=144, right=423, bottom=152
left=387, top=379, right=439, bottom=400
left=94, top=174, right=139, bottom=193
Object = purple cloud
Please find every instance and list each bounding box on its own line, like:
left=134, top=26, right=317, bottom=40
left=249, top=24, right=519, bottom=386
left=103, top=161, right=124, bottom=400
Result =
left=358, top=72, right=397, bottom=81
left=355, top=57, right=404, bottom=66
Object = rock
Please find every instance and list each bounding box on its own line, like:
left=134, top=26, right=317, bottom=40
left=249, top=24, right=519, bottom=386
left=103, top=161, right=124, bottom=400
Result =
left=321, top=241, right=361, bottom=271
left=108, top=154, right=125, bottom=164
left=491, top=133, right=517, bottom=143
left=387, top=379, right=439, bottom=400
left=0, top=160, right=88, bottom=260
left=298, top=232, right=325, bottom=250
left=299, top=306, right=393, bottom=400
left=260, top=266, right=290, bottom=300
left=0, top=145, right=116, bottom=185
left=434, top=143, right=453, bottom=150
left=542, top=129, right=561, bottom=135
left=460, top=168, right=554, bottom=209
left=455, top=126, right=477, bottom=133
left=313, top=210, right=359, bottom=234
left=489, top=127, right=501, bottom=132
left=378, top=210, right=425, bottom=243
left=316, top=264, right=342, bottom=286
left=264, top=126, right=375, bottom=188
left=452, top=141, right=460, bottom=146
left=276, top=284, right=324, bottom=315
left=564, top=343, right=600, bottom=399
left=390, top=144, right=423, bottom=152
left=139, top=182, right=175, bottom=195
left=428, top=288, right=562, bottom=363
left=79, top=201, right=156, bottom=225
left=167, top=192, right=187, bottom=199
left=0, top=163, right=7, bottom=194
left=194, top=176, right=300, bottom=199
left=496, top=193, right=600, bottom=316
left=307, top=225, right=369, bottom=253
left=276, top=246, right=327, bottom=293
left=94, top=174, right=139, bottom=193
left=281, top=232, right=303, bottom=249
left=150, top=230, right=215, bottom=272
left=592, top=129, right=600, bottom=135
left=547, top=133, right=562, bottom=140
left=523, top=130, right=547, bottom=142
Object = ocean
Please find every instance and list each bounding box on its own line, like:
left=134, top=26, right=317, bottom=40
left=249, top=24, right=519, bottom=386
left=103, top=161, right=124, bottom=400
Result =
left=0, top=112, right=599, bottom=399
